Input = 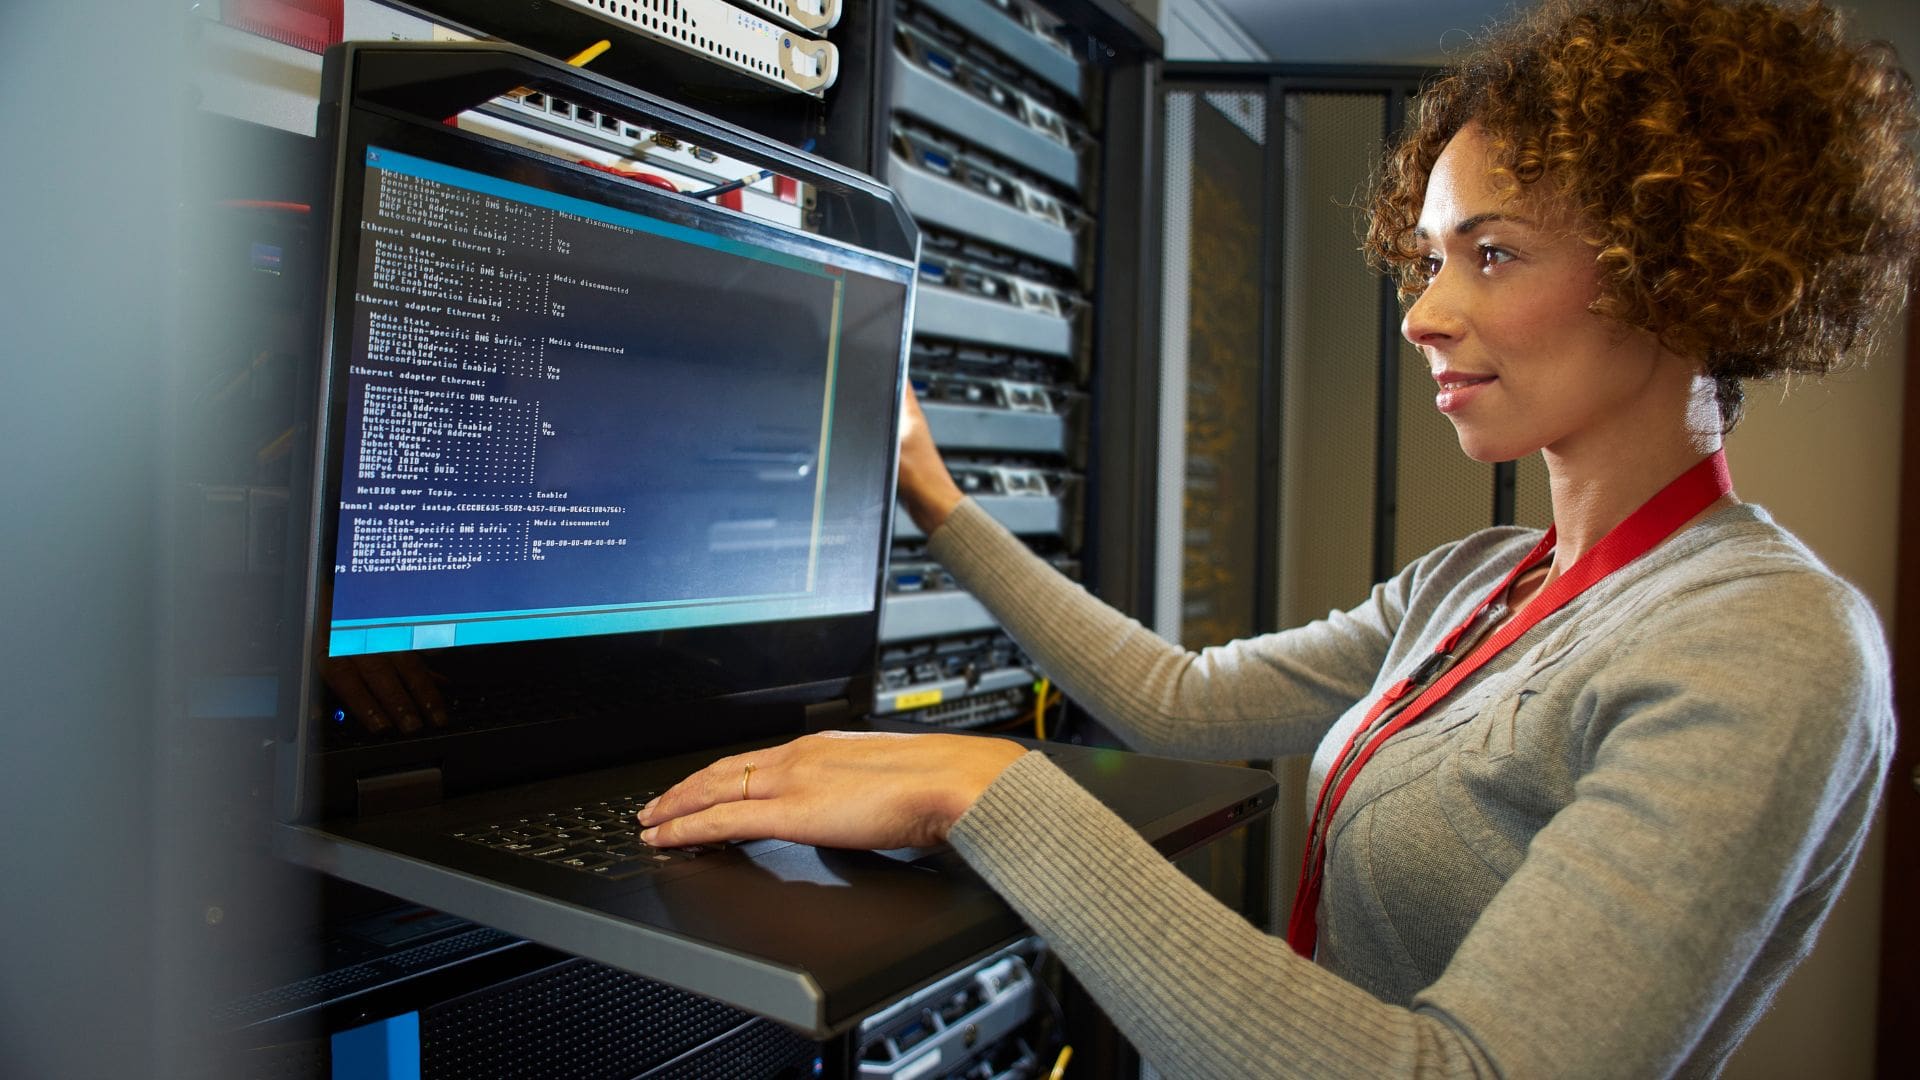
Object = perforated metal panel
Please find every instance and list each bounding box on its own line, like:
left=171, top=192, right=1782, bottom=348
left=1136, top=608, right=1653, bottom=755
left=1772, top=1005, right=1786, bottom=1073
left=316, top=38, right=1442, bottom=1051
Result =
left=652, top=1019, right=817, bottom=1079
left=1276, top=91, right=1387, bottom=628
left=421, top=958, right=816, bottom=1079
left=1161, top=89, right=1267, bottom=649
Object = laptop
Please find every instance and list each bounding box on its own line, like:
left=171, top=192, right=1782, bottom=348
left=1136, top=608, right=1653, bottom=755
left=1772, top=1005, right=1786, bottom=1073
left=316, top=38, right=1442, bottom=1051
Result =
left=274, top=40, right=1277, bottom=1037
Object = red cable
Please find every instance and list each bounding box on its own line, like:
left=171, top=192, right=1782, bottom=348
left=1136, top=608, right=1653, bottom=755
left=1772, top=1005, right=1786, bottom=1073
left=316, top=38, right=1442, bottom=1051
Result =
left=576, top=160, right=678, bottom=192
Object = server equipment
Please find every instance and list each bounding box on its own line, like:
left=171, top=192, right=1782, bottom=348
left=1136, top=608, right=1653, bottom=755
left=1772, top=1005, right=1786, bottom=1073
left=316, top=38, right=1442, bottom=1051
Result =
left=876, top=0, right=1114, bottom=735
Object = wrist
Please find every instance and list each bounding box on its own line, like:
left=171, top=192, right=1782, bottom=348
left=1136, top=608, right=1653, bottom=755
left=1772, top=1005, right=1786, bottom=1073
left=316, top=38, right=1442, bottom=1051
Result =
left=904, top=483, right=965, bottom=535
left=934, top=740, right=1026, bottom=840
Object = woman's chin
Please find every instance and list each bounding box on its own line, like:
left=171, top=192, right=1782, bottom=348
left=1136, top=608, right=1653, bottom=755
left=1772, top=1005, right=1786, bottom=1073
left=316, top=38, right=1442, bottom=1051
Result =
left=1449, top=428, right=1535, bottom=466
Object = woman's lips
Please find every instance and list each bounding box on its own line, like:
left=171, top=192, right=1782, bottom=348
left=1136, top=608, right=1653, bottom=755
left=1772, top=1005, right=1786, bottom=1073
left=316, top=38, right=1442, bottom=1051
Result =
left=1434, top=373, right=1496, bottom=413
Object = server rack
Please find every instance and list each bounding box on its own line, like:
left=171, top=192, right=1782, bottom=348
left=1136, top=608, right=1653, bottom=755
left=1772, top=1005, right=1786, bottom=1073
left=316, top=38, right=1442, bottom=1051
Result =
left=186, top=0, right=1164, bottom=1075
left=873, top=0, right=1163, bottom=741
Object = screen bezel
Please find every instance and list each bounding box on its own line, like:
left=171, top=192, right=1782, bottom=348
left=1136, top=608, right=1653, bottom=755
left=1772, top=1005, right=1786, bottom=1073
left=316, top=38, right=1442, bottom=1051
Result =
left=289, top=95, right=913, bottom=820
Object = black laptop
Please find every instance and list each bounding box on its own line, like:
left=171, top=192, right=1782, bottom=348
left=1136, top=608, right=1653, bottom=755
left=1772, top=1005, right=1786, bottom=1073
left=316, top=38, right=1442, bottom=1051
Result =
left=273, top=41, right=1277, bottom=1037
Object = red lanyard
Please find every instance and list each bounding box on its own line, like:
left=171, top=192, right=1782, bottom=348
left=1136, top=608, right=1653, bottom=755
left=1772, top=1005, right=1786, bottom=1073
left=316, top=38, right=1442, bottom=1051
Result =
left=1285, top=450, right=1732, bottom=958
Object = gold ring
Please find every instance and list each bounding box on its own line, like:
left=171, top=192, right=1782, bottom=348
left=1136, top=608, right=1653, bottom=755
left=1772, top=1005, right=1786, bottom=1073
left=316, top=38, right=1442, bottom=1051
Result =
left=741, top=763, right=756, bottom=801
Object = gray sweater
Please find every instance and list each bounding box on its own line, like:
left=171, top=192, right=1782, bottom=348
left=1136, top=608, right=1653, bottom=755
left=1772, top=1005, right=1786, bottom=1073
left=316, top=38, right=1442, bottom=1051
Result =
left=934, top=498, right=1892, bottom=1078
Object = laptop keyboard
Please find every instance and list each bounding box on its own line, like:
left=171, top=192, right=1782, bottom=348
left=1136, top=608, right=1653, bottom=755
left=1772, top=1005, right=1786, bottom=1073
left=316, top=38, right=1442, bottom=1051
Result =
left=451, top=792, right=719, bottom=880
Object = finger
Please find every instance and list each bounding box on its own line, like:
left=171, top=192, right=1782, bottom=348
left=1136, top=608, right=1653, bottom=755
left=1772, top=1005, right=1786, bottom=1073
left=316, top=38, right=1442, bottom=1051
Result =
left=358, top=656, right=421, bottom=734
left=642, top=751, right=780, bottom=825
left=323, top=659, right=391, bottom=734
left=642, top=798, right=789, bottom=847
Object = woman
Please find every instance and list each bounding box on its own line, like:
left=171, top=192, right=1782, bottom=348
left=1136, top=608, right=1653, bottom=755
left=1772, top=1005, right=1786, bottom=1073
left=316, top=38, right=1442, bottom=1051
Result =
left=640, top=0, right=1919, bottom=1073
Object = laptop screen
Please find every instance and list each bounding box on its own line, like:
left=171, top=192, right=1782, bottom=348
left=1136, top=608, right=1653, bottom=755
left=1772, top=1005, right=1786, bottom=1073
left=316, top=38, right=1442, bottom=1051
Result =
left=330, top=147, right=884, bottom=656
left=299, top=103, right=913, bottom=779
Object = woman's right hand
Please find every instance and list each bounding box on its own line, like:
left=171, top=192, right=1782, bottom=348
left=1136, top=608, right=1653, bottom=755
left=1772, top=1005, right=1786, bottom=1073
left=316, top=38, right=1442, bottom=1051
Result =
left=897, top=387, right=966, bottom=535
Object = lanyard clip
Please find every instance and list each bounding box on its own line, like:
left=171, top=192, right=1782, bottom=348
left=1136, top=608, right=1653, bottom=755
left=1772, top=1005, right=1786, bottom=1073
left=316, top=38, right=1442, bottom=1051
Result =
left=1411, top=600, right=1509, bottom=688
left=1410, top=650, right=1452, bottom=686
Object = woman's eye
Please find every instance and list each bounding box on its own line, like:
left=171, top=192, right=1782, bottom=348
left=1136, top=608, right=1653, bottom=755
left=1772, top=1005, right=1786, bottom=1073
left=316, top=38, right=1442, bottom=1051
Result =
left=1478, top=244, right=1514, bottom=269
left=1419, top=253, right=1443, bottom=278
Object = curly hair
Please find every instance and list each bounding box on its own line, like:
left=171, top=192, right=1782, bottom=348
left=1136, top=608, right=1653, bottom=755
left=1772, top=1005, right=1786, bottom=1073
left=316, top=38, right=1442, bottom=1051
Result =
left=1366, top=0, right=1920, bottom=430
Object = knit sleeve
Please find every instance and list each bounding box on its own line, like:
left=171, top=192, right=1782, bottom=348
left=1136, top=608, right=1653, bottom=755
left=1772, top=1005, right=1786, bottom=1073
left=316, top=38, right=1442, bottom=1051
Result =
left=926, top=498, right=1421, bottom=760
left=948, top=752, right=1496, bottom=1079
left=949, top=565, right=1891, bottom=1078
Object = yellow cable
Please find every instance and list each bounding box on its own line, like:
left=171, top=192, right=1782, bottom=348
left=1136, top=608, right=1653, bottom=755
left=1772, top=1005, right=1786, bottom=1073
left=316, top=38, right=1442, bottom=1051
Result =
left=507, top=40, right=612, bottom=104
left=1049, top=1045, right=1073, bottom=1080
left=565, top=39, right=612, bottom=66
left=1033, top=677, right=1051, bottom=740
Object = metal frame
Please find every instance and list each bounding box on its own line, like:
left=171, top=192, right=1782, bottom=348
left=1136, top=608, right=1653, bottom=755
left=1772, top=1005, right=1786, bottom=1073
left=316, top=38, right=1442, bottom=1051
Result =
left=1162, top=63, right=1428, bottom=625
left=1087, top=59, right=1165, bottom=625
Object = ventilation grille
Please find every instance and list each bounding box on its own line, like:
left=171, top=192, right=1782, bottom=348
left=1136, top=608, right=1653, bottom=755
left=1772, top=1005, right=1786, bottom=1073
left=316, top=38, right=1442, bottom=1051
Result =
left=569, top=0, right=787, bottom=83
left=421, top=958, right=805, bottom=1079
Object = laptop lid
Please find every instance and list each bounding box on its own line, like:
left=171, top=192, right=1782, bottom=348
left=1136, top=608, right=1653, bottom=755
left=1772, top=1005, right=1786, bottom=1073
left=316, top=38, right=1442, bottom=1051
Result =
left=281, top=41, right=918, bottom=823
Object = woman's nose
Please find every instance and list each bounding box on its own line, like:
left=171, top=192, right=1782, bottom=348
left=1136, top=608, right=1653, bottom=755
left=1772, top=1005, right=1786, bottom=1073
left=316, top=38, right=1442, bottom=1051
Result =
left=1401, top=272, right=1464, bottom=350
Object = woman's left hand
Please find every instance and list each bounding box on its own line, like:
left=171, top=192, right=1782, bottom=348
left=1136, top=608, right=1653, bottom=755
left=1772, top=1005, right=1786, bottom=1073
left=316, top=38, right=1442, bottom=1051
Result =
left=637, top=731, right=1027, bottom=850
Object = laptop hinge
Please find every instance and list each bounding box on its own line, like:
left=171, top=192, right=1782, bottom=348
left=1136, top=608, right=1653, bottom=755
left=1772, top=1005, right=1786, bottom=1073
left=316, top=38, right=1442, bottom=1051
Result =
left=804, top=698, right=852, bottom=733
left=356, top=767, right=444, bottom=817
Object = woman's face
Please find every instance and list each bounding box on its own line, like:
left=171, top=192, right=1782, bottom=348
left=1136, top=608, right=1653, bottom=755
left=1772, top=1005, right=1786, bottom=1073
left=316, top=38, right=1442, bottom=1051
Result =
left=1402, top=123, right=1681, bottom=465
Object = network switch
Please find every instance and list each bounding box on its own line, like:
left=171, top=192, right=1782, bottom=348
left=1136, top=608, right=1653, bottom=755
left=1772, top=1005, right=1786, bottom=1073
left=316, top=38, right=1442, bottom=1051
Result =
left=858, top=941, right=1049, bottom=1078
